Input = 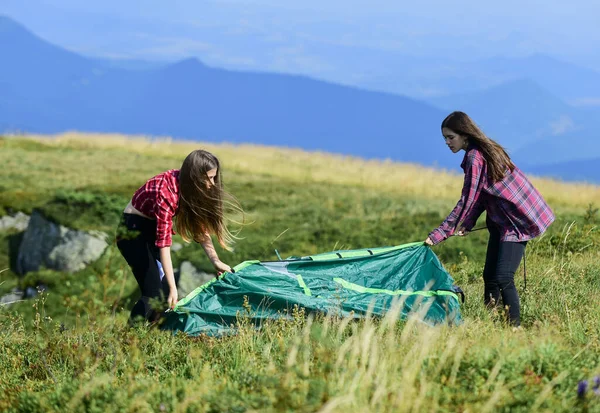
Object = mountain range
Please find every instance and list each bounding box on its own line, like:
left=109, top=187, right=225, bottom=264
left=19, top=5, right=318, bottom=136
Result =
left=0, top=15, right=598, bottom=182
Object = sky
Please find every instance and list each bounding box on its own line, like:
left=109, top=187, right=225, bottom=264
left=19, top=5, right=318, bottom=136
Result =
left=2, top=0, right=600, bottom=88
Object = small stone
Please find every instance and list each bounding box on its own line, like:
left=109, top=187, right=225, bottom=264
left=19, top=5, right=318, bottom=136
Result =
left=0, top=288, right=23, bottom=306
left=177, top=261, right=214, bottom=298
left=0, top=212, right=30, bottom=232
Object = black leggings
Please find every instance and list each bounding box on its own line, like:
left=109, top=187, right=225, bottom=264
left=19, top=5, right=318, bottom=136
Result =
left=116, top=213, right=170, bottom=322
left=483, top=220, right=527, bottom=326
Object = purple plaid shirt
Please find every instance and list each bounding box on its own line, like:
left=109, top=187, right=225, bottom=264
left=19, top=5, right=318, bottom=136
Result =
left=428, top=146, right=555, bottom=245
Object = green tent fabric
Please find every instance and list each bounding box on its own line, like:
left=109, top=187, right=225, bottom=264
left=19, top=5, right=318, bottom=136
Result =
left=163, top=242, right=462, bottom=336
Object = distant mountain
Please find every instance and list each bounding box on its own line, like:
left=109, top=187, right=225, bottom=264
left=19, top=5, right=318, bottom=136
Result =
left=357, top=54, right=600, bottom=109
left=89, top=57, right=167, bottom=72
left=514, top=129, right=600, bottom=167
left=428, top=79, right=595, bottom=164
left=0, top=15, right=598, bottom=182
left=473, top=55, right=600, bottom=106
left=0, top=16, right=456, bottom=168
left=525, top=158, right=600, bottom=184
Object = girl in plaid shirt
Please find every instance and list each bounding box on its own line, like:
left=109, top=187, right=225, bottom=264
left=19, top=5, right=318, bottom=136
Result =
left=425, top=111, right=554, bottom=327
left=116, top=149, right=241, bottom=324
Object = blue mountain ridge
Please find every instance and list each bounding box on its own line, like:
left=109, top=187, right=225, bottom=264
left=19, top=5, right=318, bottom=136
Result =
left=0, top=16, right=456, bottom=168
left=1, top=15, right=598, bottom=182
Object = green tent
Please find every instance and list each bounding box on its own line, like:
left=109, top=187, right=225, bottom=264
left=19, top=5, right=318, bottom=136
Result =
left=163, top=242, right=463, bottom=336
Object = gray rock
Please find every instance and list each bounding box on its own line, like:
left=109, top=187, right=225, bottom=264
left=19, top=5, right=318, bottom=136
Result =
left=16, top=211, right=109, bottom=275
left=0, top=212, right=30, bottom=232
left=171, top=242, right=183, bottom=252
left=177, top=261, right=215, bottom=298
left=0, top=288, right=23, bottom=306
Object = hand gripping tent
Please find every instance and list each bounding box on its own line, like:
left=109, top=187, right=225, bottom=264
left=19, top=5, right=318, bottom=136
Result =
left=163, top=242, right=463, bottom=336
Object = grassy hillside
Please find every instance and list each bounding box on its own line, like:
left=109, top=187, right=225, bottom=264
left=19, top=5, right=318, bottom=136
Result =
left=1, top=133, right=600, bottom=412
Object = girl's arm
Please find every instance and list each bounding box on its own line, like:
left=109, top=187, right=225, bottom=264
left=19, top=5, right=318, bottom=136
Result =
left=159, top=246, right=178, bottom=308
left=427, top=152, right=485, bottom=245
left=199, top=233, right=232, bottom=275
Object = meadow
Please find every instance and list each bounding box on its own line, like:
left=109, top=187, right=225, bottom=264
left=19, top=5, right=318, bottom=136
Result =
left=1, top=133, right=599, bottom=412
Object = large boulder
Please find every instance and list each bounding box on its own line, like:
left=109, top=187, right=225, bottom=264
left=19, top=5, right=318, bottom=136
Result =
left=177, top=261, right=215, bottom=298
left=16, top=211, right=109, bottom=275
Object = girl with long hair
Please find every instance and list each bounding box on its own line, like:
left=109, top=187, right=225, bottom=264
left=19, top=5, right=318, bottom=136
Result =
left=425, top=111, right=554, bottom=327
left=116, top=149, right=241, bottom=323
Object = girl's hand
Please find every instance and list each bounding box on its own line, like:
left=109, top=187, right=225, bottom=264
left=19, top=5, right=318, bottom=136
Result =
left=456, top=227, right=468, bottom=236
left=213, top=260, right=232, bottom=278
left=167, top=288, right=178, bottom=309
left=424, top=237, right=434, bottom=246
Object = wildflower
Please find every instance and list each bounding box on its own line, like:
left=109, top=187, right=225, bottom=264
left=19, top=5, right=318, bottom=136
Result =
left=578, top=380, right=588, bottom=398
left=594, top=376, right=600, bottom=396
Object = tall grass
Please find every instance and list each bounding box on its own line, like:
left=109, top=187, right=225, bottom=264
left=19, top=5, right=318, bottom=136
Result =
left=7, top=132, right=600, bottom=209
left=1, top=133, right=600, bottom=412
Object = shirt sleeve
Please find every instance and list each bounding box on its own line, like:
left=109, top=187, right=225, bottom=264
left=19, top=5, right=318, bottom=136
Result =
left=461, top=196, right=486, bottom=231
left=154, top=184, right=176, bottom=248
left=428, top=152, right=485, bottom=245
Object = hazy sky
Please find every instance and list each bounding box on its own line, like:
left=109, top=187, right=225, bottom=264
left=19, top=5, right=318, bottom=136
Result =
left=2, top=0, right=599, bottom=78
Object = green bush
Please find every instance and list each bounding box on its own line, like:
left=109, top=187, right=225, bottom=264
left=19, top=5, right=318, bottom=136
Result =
left=38, top=190, right=128, bottom=232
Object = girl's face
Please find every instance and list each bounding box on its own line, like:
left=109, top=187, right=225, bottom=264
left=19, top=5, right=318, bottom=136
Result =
left=442, top=127, right=469, bottom=153
left=206, top=168, right=218, bottom=189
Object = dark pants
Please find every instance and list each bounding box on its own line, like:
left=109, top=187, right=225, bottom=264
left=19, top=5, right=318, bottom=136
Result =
left=116, top=213, right=170, bottom=322
left=483, top=218, right=527, bottom=326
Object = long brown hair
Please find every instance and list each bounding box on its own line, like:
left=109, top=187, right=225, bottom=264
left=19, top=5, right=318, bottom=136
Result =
left=442, top=111, right=515, bottom=182
left=175, top=149, right=242, bottom=250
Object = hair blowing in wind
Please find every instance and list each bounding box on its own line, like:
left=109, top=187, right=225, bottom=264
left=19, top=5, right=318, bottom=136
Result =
left=176, top=150, right=243, bottom=250
left=442, top=111, right=515, bottom=182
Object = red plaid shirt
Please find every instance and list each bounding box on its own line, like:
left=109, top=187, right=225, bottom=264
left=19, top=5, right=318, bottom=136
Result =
left=429, top=147, right=554, bottom=245
left=131, top=169, right=180, bottom=248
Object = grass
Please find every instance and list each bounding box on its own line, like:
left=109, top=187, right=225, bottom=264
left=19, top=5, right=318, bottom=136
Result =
left=1, top=133, right=600, bottom=412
